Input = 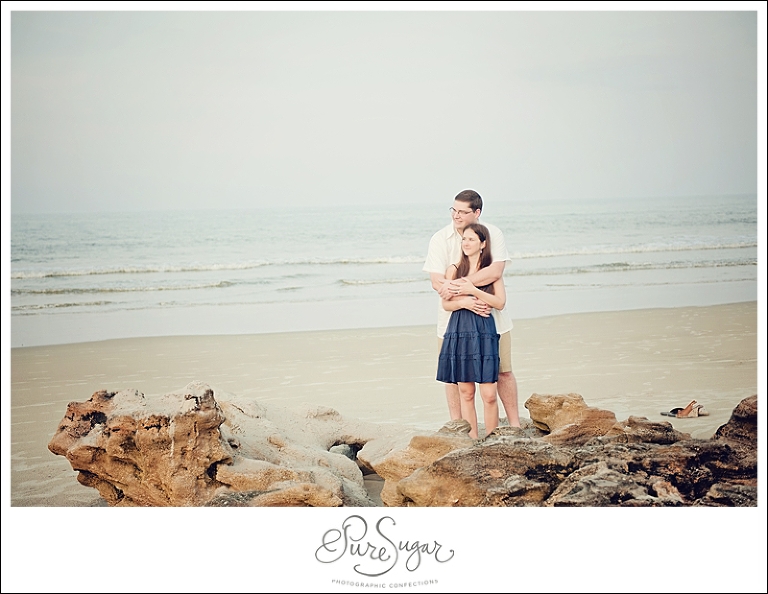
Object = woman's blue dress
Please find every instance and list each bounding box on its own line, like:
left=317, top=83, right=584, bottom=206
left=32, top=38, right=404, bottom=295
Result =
left=436, top=308, right=499, bottom=384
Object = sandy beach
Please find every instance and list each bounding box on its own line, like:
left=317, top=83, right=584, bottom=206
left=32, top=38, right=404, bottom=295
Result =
left=9, top=301, right=758, bottom=507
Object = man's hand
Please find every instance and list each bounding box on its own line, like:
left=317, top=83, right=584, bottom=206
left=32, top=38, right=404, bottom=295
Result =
left=452, top=277, right=478, bottom=296
left=437, top=278, right=458, bottom=300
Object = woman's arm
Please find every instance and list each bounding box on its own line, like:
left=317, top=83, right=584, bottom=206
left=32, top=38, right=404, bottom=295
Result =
left=442, top=263, right=493, bottom=315
left=460, top=277, right=506, bottom=310
left=442, top=295, right=487, bottom=313
left=490, top=277, right=506, bottom=310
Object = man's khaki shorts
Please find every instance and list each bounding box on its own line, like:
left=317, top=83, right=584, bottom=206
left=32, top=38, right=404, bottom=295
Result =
left=438, top=331, right=512, bottom=374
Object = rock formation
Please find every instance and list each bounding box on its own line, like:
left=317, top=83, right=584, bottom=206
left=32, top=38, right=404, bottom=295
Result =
left=49, top=384, right=757, bottom=507
left=525, top=392, right=620, bottom=445
left=357, top=393, right=757, bottom=507
left=48, top=381, right=390, bottom=506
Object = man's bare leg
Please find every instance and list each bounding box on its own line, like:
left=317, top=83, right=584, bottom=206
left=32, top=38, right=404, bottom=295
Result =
left=446, top=382, right=462, bottom=420
left=497, top=371, right=520, bottom=427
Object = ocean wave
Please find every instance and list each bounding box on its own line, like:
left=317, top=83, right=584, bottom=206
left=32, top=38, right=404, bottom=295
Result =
left=339, top=277, right=422, bottom=286
left=542, top=276, right=757, bottom=289
left=508, top=240, right=757, bottom=260
left=509, top=258, right=756, bottom=277
left=11, top=259, right=756, bottom=296
left=336, top=259, right=757, bottom=284
left=10, top=240, right=756, bottom=280
left=10, top=281, right=235, bottom=295
left=9, top=256, right=426, bottom=279
left=12, top=301, right=114, bottom=311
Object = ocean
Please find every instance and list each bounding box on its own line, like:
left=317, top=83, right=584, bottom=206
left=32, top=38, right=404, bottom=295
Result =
left=10, top=194, right=758, bottom=347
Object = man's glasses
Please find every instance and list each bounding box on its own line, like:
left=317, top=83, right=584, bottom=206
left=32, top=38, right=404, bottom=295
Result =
left=449, top=207, right=475, bottom=216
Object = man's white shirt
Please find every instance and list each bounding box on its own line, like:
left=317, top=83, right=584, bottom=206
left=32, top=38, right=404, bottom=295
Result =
left=423, top=221, right=513, bottom=338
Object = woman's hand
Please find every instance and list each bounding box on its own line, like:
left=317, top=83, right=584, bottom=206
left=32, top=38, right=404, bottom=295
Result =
left=466, top=297, right=491, bottom=317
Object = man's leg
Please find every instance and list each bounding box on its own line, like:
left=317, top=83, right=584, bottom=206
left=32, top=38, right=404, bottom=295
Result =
left=497, top=371, right=520, bottom=427
left=497, top=332, right=520, bottom=427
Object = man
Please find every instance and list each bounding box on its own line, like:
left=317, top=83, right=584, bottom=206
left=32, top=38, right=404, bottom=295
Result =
left=423, top=189, right=521, bottom=427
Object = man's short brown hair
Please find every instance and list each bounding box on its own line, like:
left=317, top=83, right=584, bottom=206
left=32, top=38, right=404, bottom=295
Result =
left=454, top=189, right=483, bottom=212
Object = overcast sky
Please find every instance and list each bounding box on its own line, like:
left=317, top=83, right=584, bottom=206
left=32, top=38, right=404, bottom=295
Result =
left=6, top=5, right=762, bottom=213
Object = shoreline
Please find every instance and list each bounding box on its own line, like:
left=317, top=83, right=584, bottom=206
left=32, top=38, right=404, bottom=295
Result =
left=9, top=301, right=760, bottom=507
left=10, top=281, right=758, bottom=348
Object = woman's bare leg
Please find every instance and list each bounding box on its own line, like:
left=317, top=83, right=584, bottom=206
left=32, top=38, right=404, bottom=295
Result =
left=458, top=382, right=478, bottom=439
left=479, top=382, right=499, bottom=437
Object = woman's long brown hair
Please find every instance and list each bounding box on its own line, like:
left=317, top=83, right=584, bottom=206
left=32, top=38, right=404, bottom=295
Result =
left=455, top=223, right=494, bottom=294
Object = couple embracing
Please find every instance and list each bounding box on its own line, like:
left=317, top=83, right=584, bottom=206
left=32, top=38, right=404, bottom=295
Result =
left=423, top=189, right=520, bottom=439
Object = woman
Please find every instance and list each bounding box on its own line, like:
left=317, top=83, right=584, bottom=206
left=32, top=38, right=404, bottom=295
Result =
left=436, top=223, right=506, bottom=439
